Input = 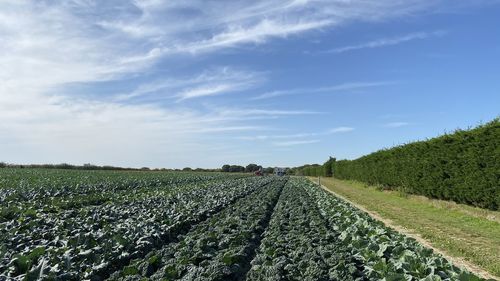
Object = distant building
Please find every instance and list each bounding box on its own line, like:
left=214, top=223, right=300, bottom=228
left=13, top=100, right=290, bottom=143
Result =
left=274, top=167, right=286, bottom=176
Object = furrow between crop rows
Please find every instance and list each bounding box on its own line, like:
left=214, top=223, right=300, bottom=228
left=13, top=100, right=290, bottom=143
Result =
left=107, top=178, right=287, bottom=280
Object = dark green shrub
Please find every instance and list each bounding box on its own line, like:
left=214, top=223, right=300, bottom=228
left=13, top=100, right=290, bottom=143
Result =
left=333, top=119, right=500, bottom=210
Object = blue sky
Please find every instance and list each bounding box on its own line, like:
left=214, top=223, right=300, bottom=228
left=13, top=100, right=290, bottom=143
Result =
left=1, top=0, right=499, bottom=168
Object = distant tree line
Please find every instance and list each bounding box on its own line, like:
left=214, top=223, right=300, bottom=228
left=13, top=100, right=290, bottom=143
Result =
left=219, top=164, right=290, bottom=174
left=221, top=164, right=263, bottom=173
left=221, top=165, right=244, bottom=173
left=179, top=167, right=221, bottom=172
left=0, top=162, right=285, bottom=174
left=0, top=163, right=222, bottom=172
left=0, top=163, right=139, bottom=171
left=0, top=161, right=286, bottom=175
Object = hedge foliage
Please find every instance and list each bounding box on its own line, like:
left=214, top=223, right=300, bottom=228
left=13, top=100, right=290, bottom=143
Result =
left=333, top=119, right=500, bottom=210
left=296, top=157, right=336, bottom=177
left=299, top=164, right=324, bottom=176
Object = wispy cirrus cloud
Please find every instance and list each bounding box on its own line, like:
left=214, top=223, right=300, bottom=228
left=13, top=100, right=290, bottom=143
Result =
left=198, top=108, right=323, bottom=124
left=384, top=122, right=410, bottom=128
left=252, top=81, right=396, bottom=100
left=183, top=126, right=266, bottom=133
left=175, top=19, right=332, bottom=55
left=175, top=77, right=259, bottom=101
left=238, top=126, right=354, bottom=141
left=92, top=0, right=445, bottom=57
left=216, top=108, right=322, bottom=118
left=115, top=67, right=262, bottom=102
left=328, top=127, right=355, bottom=133
left=325, top=30, right=447, bottom=54
left=176, top=84, right=239, bottom=101
left=273, top=139, right=320, bottom=146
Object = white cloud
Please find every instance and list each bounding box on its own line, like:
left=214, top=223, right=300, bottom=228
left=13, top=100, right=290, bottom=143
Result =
left=238, top=126, right=354, bottom=141
left=328, top=127, right=355, bottom=133
left=176, top=84, right=238, bottom=100
left=217, top=108, right=321, bottom=117
left=384, top=122, right=410, bottom=128
left=115, top=67, right=261, bottom=102
left=326, top=30, right=447, bottom=54
left=0, top=0, right=485, bottom=167
left=204, top=108, right=323, bottom=123
left=175, top=19, right=332, bottom=54
left=185, top=126, right=266, bottom=133
left=252, top=82, right=396, bottom=100
left=273, top=140, right=320, bottom=146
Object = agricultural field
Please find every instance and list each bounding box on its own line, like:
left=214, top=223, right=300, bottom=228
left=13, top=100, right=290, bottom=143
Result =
left=0, top=169, right=491, bottom=280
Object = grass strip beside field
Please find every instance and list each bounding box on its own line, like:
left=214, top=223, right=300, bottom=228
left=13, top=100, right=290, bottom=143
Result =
left=309, top=177, right=500, bottom=279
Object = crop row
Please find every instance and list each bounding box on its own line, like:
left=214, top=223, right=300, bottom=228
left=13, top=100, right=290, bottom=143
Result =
left=108, top=177, right=286, bottom=280
left=247, top=178, right=362, bottom=281
left=0, top=170, right=242, bottom=211
left=303, top=179, right=485, bottom=280
left=0, top=176, right=270, bottom=280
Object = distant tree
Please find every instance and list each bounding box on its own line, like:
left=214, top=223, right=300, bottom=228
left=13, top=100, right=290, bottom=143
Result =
left=323, top=157, right=336, bottom=177
left=229, top=165, right=245, bottom=172
left=245, top=163, right=261, bottom=173
left=141, top=167, right=151, bottom=171
left=56, top=163, right=73, bottom=169
left=83, top=163, right=97, bottom=170
left=182, top=167, right=192, bottom=171
left=221, top=164, right=231, bottom=172
left=0, top=162, right=6, bottom=168
left=263, top=167, right=274, bottom=174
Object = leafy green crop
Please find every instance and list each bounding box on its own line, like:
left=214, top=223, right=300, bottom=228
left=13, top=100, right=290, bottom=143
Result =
left=0, top=170, right=488, bottom=280
left=247, top=179, right=361, bottom=281
left=107, top=178, right=286, bottom=280
left=0, top=169, right=259, bottom=279
left=302, top=178, right=492, bottom=280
